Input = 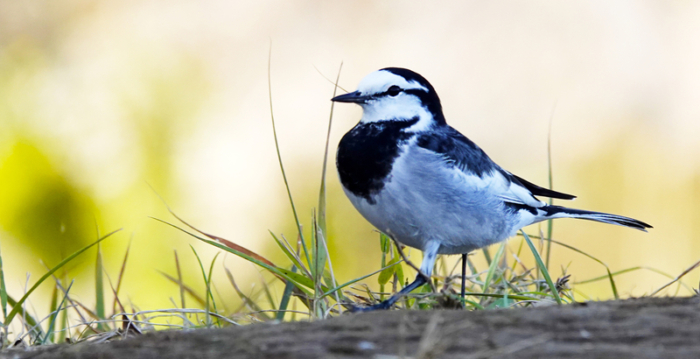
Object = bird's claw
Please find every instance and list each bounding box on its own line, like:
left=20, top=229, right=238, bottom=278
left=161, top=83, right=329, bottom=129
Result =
left=348, top=301, right=393, bottom=312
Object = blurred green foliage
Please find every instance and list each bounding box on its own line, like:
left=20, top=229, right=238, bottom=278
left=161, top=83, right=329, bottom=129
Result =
left=0, top=141, right=96, bottom=266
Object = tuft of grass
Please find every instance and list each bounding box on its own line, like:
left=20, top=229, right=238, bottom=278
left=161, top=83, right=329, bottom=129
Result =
left=482, top=242, right=507, bottom=298
left=4, top=229, right=121, bottom=327
left=523, top=234, right=620, bottom=299
left=0, top=229, right=124, bottom=347
left=190, top=246, right=220, bottom=327
left=42, top=281, right=73, bottom=345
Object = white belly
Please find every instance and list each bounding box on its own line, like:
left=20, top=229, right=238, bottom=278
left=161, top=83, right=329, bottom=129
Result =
left=342, top=144, right=522, bottom=255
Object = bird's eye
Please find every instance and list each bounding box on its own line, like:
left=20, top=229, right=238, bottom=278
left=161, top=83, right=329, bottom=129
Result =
left=387, top=85, right=401, bottom=97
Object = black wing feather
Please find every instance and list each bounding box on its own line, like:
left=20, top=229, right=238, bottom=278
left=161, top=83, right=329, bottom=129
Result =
left=508, top=173, right=576, bottom=200
left=416, top=126, right=497, bottom=176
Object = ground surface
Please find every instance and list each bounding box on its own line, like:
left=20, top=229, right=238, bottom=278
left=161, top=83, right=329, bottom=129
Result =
left=3, top=296, right=699, bottom=359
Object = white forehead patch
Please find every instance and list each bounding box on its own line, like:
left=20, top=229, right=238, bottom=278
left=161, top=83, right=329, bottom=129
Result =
left=356, top=70, right=428, bottom=95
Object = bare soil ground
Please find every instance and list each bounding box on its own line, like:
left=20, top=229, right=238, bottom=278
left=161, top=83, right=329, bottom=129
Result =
left=4, top=296, right=699, bottom=359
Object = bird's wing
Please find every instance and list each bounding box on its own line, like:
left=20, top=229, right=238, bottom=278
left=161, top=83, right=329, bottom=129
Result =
left=415, top=126, right=573, bottom=208
left=415, top=126, right=498, bottom=177
left=507, top=174, right=576, bottom=200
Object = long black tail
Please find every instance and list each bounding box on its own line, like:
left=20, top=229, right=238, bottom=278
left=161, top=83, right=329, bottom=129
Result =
left=542, top=205, right=652, bottom=232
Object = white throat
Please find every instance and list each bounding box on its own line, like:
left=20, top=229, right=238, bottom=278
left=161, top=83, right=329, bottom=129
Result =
left=359, top=95, right=435, bottom=132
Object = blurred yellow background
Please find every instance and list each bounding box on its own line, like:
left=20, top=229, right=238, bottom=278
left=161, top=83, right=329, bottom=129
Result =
left=0, top=1, right=698, bottom=316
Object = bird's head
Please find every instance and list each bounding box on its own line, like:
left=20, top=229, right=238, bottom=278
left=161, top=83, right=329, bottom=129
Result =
left=332, top=68, right=446, bottom=130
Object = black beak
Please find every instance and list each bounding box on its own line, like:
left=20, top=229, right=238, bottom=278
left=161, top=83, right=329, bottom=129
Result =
left=331, top=91, right=369, bottom=104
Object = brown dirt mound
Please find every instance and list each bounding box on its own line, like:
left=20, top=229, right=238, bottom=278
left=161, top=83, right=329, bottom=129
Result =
left=4, top=296, right=699, bottom=359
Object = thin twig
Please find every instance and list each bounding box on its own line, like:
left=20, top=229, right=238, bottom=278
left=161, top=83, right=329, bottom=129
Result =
left=650, top=259, right=700, bottom=296
left=313, top=65, right=349, bottom=93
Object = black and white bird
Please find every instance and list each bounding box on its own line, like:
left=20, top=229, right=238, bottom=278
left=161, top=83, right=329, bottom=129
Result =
left=332, top=67, right=651, bottom=311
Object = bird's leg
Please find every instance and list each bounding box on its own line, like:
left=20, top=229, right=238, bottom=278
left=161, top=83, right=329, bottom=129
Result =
left=352, top=241, right=440, bottom=312
left=352, top=273, right=427, bottom=311
left=461, top=253, right=467, bottom=307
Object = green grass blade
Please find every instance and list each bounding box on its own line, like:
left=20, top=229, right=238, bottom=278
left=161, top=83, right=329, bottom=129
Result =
left=269, top=231, right=310, bottom=277
left=58, top=296, right=69, bottom=343
left=46, top=286, right=58, bottom=343
left=464, top=292, right=544, bottom=302
left=461, top=299, right=486, bottom=310
left=0, top=237, right=7, bottom=322
left=190, top=246, right=207, bottom=286
left=312, top=213, right=324, bottom=289
left=42, top=280, right=73, bottom=344
left=159, top=271, right=206, bottom=307
left=378, top=256, right=401, bottom=286
left=466, top=257, right=483, bottom=287
left=488, top=295, right=514, bottom=309
left=206, top=254, right=220, bottom=316
left=482, top=247, right=493, bottom=266
left=321, top=260, right=401, bottom=299
left=189, top=246, right=220, bottom=321
left=573, top=266, right=691, bottom=291
left=189, top=246, right=209, bottom=326
left=650, top=259, right=700, bottom=297
left=5, top=295, right=40, bottom=334
left=315, top=62, right=343, bottom=279
left=276, top=264, right=297, bottom=321
left=95, top=243, right=107, bottom=331
left=205, top=252, right=221, bottom=327
left=574, top=267, right=644, bottom=285
left=510, top=237, right=526, bottom=273
left=112, top=236, right=131, bottom=315
left=157, top=218, right=314, bottom=296
left=5, top=228, right=120, bottom=325
left=545, top=102, right=556, bottom=270
left=379, top=234, right=389, bottom=299
left=521, top=230, right=562, bottom=304
left=267, top=43, right=310, bottom=270
left=380, top=233, right=390, bottom=254
left=275, top=267, right=317, bottom=294
left=274, top=232, right=306, bottom=321
left=482, top=242, right=506, bottom=295
left=312, top=217, right=325, bottom=319
left=392, top=244, right=405, bottom=286
left=527, top=234, right=619, bottom=299
left=277, top=230, right=313, bottom=320
left=174, top=250, right=186, bottom=309
left=224, top=267, right=271, bottom=320
left=545, top=220, right=553, bottom=271
left=319, top=229, right=343, bottom=312
left=259, top=275, right=277, bottom=313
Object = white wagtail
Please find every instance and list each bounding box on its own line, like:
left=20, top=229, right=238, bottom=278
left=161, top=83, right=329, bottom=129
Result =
left=331, top=67, right=651, bottom=311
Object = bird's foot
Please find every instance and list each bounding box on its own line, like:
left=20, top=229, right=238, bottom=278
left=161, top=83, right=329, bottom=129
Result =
left=348, top=300, right=393, bottom=312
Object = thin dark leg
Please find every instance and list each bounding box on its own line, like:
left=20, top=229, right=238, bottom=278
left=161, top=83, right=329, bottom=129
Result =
left=351, top=274, right=428, bottom=312
left=460, top=253, right=467, bottom=307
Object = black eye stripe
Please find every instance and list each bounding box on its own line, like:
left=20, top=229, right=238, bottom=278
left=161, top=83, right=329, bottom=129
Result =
left=403, top=89, right=427, bottom=96
left=375, top=85, right=404, bottom=98
left=369, top=86, right=428, bottom=99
